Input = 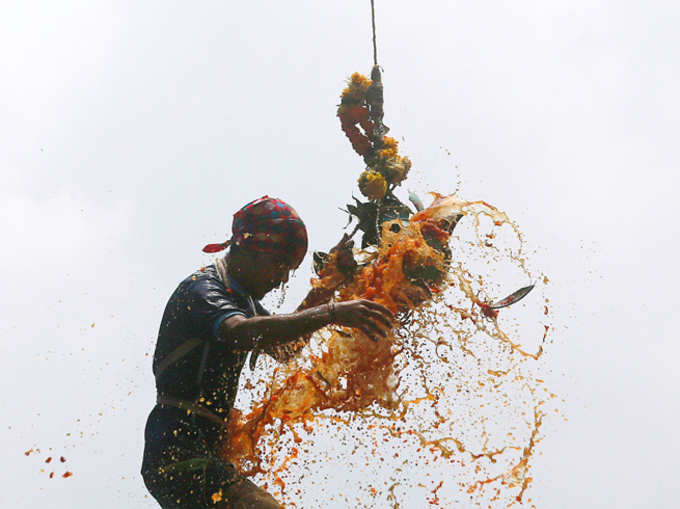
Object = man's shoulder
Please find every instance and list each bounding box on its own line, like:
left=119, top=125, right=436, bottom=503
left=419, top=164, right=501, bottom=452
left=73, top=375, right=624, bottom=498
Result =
left=181, top=264, right=220, bottom=286
left=170, top=265, right=222, bottom=300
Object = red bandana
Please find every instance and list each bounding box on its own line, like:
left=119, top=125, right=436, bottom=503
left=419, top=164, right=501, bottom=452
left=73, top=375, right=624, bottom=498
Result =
left=202, top=196, right=308, bottom=268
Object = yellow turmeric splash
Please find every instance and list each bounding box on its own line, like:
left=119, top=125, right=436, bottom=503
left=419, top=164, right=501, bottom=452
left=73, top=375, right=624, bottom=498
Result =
left=222, top=193, right=559, bottom=507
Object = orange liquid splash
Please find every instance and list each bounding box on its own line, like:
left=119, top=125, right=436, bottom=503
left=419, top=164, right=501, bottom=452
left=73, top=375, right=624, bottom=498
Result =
left=221, top=193, right=559, bottom=507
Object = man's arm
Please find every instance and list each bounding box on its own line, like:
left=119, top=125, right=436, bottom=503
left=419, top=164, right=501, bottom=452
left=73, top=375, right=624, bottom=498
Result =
left=218, top=299, right=394, bottom=351
left=261, top=234, right=358, bottom=362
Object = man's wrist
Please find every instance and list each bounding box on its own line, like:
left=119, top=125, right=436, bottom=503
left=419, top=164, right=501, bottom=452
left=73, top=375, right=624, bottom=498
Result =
left=327, top=301, right=336, bottom=324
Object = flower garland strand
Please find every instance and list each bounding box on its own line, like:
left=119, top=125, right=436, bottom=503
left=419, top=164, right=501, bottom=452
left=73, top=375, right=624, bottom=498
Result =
left=337, top=66, right=412, bottom=201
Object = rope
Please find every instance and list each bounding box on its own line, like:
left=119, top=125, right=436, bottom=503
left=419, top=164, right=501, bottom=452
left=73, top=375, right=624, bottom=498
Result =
left=370, top=0, right=382, bottom=243
left=370, top=0, right=378, bottom=65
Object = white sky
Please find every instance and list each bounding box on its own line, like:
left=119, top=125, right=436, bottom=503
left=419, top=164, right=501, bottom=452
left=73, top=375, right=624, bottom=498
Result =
left=1, top=1, right=679, bottom=507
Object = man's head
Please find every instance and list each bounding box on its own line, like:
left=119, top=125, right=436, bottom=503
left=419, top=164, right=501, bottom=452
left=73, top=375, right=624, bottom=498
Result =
left=203, top=196, right=308, bottom=299
left=228, top=245, right=294, bottom=299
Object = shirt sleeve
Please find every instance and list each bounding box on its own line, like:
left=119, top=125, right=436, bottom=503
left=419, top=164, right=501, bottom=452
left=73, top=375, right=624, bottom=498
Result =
left=185, top=275, right=249, bottom=340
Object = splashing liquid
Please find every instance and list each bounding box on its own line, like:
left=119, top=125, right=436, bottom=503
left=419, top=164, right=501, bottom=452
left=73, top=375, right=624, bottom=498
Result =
left=222, top=193, right=559, bottom=507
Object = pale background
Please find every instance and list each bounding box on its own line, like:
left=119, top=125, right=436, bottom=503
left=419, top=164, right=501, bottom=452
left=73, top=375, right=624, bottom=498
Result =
left=1, top=1, right=678, bottom=508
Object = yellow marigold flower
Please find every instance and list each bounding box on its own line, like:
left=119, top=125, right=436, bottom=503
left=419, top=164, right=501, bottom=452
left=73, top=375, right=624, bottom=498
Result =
left=340, top=72, right=372, bottom=108
left=349, top=72, right=372, bottom=90
left=340, top=73, right=372, bottom=102
left=358, top=170, right=388, bottom=200
left=382, top=136, right=398, bottom=150
left=378, top=147, right=398, bottom=160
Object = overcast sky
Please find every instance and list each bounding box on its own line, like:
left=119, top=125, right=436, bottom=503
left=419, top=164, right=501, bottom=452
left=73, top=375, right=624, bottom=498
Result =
left=2, top=1, right=679, bottom=508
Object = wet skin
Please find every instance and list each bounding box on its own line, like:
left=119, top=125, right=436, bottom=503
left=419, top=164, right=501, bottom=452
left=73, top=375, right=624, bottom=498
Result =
left=221, top=237, right=395, bottom=350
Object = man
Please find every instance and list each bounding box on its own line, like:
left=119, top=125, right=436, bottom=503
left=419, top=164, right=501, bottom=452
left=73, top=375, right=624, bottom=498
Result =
left=141, top=196, right=394, bottom=508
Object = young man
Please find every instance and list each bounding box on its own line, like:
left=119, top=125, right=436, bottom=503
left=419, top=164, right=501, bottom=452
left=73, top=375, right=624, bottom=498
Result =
left=141, top=196, right=394, bottom=509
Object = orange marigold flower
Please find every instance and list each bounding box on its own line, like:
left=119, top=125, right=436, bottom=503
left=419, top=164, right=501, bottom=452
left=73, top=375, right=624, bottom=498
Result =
left=343, top=125, right=372, bottom=156
left=353, top=136, right=372, bottom=156
left=359, top=118, right=375, bottom=138
left=347, top=106, right=369, bottom=122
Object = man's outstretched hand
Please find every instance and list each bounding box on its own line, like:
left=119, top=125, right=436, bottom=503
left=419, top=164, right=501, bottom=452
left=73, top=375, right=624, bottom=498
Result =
left=332, top=299, right=395, bottom=342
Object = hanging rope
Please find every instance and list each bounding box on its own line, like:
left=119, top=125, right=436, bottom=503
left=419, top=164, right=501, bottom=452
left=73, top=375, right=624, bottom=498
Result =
left=370, top=0, right=378, bottom=65
left=370, top=0, right=383, bottom=244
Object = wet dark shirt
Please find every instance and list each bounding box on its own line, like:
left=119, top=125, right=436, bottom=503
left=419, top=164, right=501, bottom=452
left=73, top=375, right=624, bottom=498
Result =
left=151, top=264, right=268, bottom=415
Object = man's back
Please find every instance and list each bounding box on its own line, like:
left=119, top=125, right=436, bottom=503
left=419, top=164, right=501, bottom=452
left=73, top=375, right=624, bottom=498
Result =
left=152, top=265, right=256, bottom=414
left=142, top=263, right=281, bottom=509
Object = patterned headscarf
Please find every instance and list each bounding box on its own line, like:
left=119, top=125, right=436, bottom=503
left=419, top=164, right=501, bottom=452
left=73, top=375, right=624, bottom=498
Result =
left=202, top=196, right=308, bottom=268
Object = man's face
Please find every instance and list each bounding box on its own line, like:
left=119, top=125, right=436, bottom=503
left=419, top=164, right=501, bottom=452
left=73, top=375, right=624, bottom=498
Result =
left=248, top=251, right=295, bottom=299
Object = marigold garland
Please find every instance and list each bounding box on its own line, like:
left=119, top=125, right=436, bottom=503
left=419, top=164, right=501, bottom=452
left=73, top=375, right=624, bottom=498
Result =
left=337, top=66, right=412, bottom=201
left=358, top=170, right=388, bottom=200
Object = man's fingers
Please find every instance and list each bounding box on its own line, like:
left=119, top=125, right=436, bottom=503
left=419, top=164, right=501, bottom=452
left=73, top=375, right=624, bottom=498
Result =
left=364, top=307, right=394, bottom=330
left=359, top=314, right=391, bottom=338
left=335, top=300, right=394, bottom=341
left=361, top=300, right=396, bottom=322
